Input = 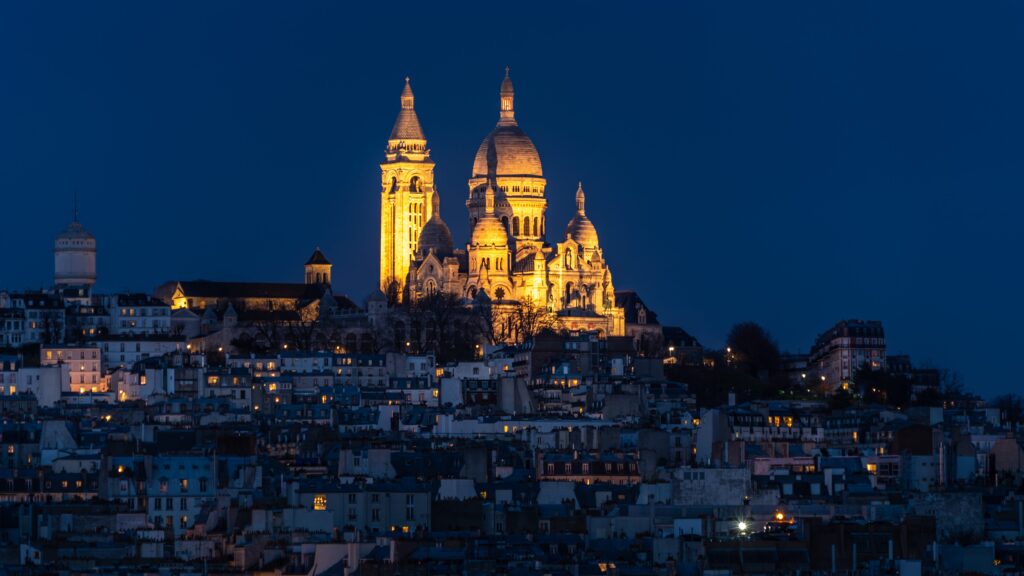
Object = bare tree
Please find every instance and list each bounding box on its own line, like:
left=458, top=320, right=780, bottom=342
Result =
left=494, top=298, right=562, bottom=345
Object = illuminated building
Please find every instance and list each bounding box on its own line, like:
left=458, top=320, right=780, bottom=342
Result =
left=809, top=319, right=887, bottom=391
left=379, top=77, right=435, bottom=302
left=381, top=71, right=625, bottom=337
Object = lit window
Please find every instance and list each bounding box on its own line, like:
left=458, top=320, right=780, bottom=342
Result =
left=313, top=494, right=327, bottom=511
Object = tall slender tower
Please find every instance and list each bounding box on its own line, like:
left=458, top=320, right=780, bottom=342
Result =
left=380, top=77, right=435, bottom=301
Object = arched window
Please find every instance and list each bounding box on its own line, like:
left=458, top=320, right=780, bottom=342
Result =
left=410, top=176, right=421, bottom=193
left=513, top=216, right=520, bottom=235
left=390, top=177, right=398, bottom=193
left=533, top=217, right=540, bottom=237
left=468, top=286, right=478, bottom=298
left=523, top=217, right=531, bottom=236
left=501, top=216, right=509, bottom=232
left=565, top=282, right=575, bottom=308
left=565, top=249, right=573, bottom=269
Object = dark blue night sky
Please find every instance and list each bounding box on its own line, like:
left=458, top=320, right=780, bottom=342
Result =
left=1, top=2, right=1022, bottom=396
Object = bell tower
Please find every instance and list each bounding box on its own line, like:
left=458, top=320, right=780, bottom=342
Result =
left=380, top=77, right=435, bottom=302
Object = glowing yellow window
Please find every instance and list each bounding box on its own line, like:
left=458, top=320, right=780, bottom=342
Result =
left=313, top=494, right=327, bottom=511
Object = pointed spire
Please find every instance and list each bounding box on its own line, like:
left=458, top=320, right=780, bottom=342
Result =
left=575, top=182, right=586, bottom=215
left=499, top=67, right=515, bottom=126
left=390, top=76, right=426, bottom=141
left=484, top=184, right=495, bottom=215
left=400, top=76, right=414, bottom=110
left=430, top=190, right=441, bottom=217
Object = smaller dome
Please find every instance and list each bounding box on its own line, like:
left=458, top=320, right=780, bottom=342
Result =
left=418, top=192, right=454, bottom=258
left=471, top=186, right=509, bottom=247
left=565, top=183, right=599, bottom=248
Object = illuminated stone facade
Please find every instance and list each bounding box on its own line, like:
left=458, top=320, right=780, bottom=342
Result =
left=379, top=78, right=435, bottom=302
left=380, top=71, right=625, bottom=337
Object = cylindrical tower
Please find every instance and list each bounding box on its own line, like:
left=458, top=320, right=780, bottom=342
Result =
left=54, top=219, right=97, bottom=288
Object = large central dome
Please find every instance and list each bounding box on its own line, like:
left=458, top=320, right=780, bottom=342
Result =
left=472, top=125, right=543, bottom=178
left=471, top=69, right=543, bottom=178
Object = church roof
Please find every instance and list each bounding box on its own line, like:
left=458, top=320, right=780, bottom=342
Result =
left=565, top=182, right=599, bottom=247
left=472, top=70, right=543, bottom=178
left=417, top=192, right=454, bottom=258
left=390, top=77, right=425, bottom=141
left=473, top=125, right=543, bottom=178
left=305, top=248, right=331, bottom=266
left=470, top=185, right=509, bottom=247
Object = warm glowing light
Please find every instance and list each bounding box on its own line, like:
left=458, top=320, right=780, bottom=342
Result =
left=313, top=494, right=327, bottom=511
left=775, top=512, right=784, bottom=521
left=117, top=465, right=124, bottom=474
left=737, top=521, right=748, bottom=532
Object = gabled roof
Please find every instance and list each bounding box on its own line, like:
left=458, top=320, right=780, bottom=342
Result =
left=614, top=290, right=659, bottom=325
left=305, top=248, right=331, bottom=266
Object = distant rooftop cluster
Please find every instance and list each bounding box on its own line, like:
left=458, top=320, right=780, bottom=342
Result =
left=0, top=76, right=1020, bottom=576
